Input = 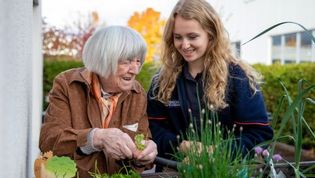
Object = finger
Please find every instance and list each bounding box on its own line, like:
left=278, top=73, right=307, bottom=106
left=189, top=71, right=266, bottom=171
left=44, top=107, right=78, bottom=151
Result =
left=133, top=149, right=141, bottom=158
left=136, top=140, right=157, bottom=160
left=111, top=152, right=121, bottom=160
left=120, top=144, right=133, bottom=159
left=179, top=140, right=189, bottom=153
left=121, top=133, right=137, bottom=152
left=104, top=143, right=123, bottom=160
left=137, top=150, right=157, bottom=165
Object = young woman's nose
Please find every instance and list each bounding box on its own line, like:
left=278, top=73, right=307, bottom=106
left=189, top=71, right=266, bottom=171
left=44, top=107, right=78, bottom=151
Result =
left=182, top=38, right=190, bottom=49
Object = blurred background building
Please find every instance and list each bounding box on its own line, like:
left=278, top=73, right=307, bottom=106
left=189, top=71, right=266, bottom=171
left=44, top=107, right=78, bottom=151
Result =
left=212, top=0, right=315, bottom=64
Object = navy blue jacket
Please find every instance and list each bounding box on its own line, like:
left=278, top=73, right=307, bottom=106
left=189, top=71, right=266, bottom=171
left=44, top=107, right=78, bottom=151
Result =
left=147, top=64, right=273, bottom=159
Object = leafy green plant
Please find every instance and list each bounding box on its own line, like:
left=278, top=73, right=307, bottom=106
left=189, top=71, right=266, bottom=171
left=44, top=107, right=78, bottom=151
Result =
left=89, top=162, right=140, bottom=178
left=89, top=170, right=140, bottom=178
left=89, top=169, right=140, bottom=178
left=110, top=170, right=140, bottom=178
left=45, top=156, right=77, bottom=178
left=135, top=134, right=145, bottom=151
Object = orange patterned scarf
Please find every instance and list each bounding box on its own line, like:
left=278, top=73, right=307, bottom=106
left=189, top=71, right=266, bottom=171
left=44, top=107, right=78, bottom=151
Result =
left=91, top=73, right=120, bottom=128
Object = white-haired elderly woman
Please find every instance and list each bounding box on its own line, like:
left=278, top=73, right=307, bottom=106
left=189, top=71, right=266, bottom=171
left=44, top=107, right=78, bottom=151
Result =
left=39, top=26, right=157, bottom=177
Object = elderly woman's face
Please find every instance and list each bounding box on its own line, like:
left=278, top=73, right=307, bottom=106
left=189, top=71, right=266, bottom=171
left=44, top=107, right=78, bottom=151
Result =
left=101, top=57, right=141, bottom=93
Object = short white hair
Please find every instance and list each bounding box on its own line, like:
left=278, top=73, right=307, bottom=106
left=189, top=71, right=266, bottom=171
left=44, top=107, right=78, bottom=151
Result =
left=82, top=26, right=147, bottom=77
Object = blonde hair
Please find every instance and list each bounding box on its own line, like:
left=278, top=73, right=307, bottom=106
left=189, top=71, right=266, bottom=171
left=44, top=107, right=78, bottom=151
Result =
left=155, top=0, right=261, bottom=110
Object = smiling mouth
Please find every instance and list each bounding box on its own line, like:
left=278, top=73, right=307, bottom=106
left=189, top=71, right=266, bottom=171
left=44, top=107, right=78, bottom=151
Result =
left=182, top=49, right=194, bottom=55
left=122, top=77, right=133, bottom=81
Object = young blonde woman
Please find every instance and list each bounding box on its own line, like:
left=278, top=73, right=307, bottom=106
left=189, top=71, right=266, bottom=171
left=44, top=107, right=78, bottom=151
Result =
left=147, top=0, right=273, bottom=166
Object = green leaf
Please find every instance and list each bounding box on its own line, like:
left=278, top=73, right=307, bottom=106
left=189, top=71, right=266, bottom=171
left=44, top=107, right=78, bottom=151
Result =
left=46, top=156, right=77, bottom=178
left=242, top=21, right=315, bottom=46
left=135, top=134, right=145, bottom=151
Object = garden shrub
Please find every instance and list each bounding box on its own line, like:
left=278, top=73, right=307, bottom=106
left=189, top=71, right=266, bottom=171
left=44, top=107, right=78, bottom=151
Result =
left=254, top=63, right=315, bottom=148
left=43, top=59, right=83, bottom=109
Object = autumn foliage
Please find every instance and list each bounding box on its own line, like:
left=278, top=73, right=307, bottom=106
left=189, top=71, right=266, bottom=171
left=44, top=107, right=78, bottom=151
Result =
left=43, top=8, right=165, bottom=62
left=128, top=8, right=165, bottom=62
left=42, top=11, right=100, bottom=59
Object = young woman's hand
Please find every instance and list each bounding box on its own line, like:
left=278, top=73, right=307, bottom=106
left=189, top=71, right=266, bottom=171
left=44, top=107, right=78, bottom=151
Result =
left=179, top=140, right=214, bottom=155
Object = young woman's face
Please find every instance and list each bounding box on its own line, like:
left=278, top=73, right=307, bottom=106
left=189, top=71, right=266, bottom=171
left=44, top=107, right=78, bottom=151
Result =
left=101, top=58, right=141, bottom=93
left=173, top=15, right=209, bottom=65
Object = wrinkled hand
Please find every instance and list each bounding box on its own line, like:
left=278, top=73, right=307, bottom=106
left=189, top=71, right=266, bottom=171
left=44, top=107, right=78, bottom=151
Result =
left=133, top=140, right=158, bottom=165
left=93, top=128, right=137, bottom=160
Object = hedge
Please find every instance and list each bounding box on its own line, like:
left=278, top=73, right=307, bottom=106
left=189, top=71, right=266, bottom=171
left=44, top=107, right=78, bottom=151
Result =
left=43, top=59, right=315, bottom=147
left=254, top=63, right=315, bottom=148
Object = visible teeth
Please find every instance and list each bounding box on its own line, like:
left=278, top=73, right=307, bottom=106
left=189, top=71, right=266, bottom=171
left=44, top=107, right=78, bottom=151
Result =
left=183, top=49, right=194, bottom=53
left=123, top=77, right=131, bottom=81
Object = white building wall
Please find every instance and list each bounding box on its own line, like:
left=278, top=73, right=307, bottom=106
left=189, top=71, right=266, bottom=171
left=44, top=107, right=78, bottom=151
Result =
left=211, top=0, right=315, bottom=64
left=31, top=0, right=43, bottom=177
left=0, top=0, right=42, bottom=177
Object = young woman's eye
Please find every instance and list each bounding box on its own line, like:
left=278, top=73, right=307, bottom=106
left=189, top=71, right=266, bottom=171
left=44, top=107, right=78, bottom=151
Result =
left=174, top=35, right=182, bottom=40
left=189, top=36, right=198, bottom=40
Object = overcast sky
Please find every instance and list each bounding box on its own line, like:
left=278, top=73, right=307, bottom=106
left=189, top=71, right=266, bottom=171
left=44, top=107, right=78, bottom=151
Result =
left=42, top=0, right=179, bottom=28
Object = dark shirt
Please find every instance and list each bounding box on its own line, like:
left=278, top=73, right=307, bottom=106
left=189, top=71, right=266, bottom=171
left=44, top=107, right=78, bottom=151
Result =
left=182, top=64, right=204, bottom=130
left=147, top=63, right=273, bottom=159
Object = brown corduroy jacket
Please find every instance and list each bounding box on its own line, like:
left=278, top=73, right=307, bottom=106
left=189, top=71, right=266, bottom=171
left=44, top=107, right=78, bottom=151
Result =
left=39, top=67, right=151, bottom=177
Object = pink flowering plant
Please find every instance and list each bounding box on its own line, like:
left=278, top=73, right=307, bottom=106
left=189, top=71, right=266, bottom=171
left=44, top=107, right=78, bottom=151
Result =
left=253, top=146, right=283, bottom=177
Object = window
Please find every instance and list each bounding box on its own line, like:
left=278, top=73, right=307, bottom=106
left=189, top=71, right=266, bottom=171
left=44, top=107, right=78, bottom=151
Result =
left=272, top=59, right=281, bottom=64
left=271, top=30, right=314, bottom=64
left=33, top=0, right=38, bottom=6
left=272, top=36, right=281, bottom=46
left=283, top=33, right=296, bottom=62
left=231, top=41, right=241, bottom=58
left=271, top=35, right=281, bottom=63
left=300, top=31, right=312, bottom=62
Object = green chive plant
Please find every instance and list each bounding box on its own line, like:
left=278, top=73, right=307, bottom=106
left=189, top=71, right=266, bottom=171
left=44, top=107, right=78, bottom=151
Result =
left=175, top=108, right=253, bottom=178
